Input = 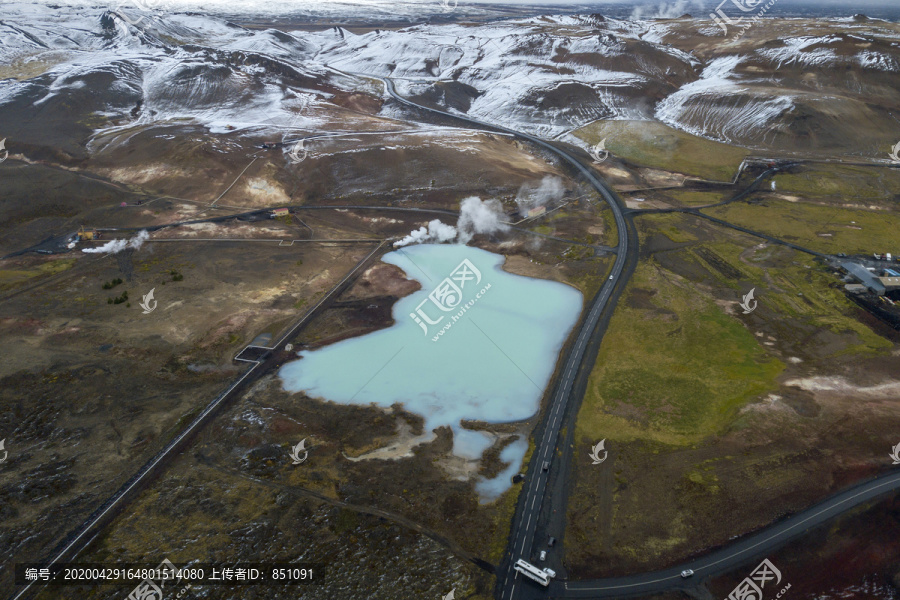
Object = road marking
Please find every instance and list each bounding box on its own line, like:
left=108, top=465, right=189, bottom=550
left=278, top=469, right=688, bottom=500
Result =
left=567, top=473, right=900, bottom=592
left=376, top=74, right=631, bottom=600
left=10, top=362, right=261, bottom=600
left=11, top=242, right=388, bottom=600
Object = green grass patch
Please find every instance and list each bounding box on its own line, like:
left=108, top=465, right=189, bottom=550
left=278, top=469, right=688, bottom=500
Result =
left=664, top=189, right=727, bottom=207
left=599, top=206, right=619, bottom=247
left=575, top=120, right=749, bottom=182
left=707, top=199, right=900, bottom=255
left=559, top=245, right=594, bottom=261
left=577, top=261, right=784, bottom=446
left=647, top=211, right=889, bottom=355
left=0, top=258, right=77, bottom=290
left=710, top=242, right=891, bottom=355
left=645, top=211, right=888, bottom=356
left=649, top=213, right=699, bottom=243
left=567, top=257, right=613, bottom=298
left=684, top=470, right=720, bottom=494
left=771, top=165, right=900, bottom=204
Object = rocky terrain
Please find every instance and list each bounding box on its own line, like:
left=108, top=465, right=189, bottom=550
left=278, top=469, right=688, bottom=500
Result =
left=1, top=2, right=899, bottom=599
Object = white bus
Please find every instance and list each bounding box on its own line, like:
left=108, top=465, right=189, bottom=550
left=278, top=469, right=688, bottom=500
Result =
left=514, top=559, right=554, bottom=586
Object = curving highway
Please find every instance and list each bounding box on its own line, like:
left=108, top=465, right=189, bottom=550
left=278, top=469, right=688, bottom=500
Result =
left=559, top=469, right=900, bottom=597
left=363, top=72, right=632, bottom=600
left=363, top=71, right=900, bottom=600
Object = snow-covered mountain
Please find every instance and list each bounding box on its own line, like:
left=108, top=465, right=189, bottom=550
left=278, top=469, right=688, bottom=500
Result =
left=307, top=14, right=699, bottom=139
left=3, top=2, right=900, bottom=158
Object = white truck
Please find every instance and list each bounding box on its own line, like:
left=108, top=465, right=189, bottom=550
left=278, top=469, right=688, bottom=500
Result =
left=514, top=559, right=555, bottom=586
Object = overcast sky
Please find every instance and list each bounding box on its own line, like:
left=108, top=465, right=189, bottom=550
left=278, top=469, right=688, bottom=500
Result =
left=27, top=0, right=899, bottom=5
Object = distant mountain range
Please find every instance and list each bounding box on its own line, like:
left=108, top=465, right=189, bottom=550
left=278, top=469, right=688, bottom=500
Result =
left=4, top=2, right=899, bottom=162
left=15, top=0, right=900, bottom=23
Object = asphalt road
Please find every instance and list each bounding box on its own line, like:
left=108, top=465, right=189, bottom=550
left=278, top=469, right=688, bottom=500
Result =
left=366, top=73, right=631, bottom=600
left=367, top=72, right=900, bottom=600
left=557, top=469, right=900, bottom=598
left=13, top=66, right=896, bottom=600
left=7, top=241, right=387, bottom=600
left=8, top=203, right=609, bottom=257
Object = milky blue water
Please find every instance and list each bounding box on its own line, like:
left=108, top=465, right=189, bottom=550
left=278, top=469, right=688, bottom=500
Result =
left=279, top=244, right=582, bottom=500
left=475, top=437, right=530, bottom=503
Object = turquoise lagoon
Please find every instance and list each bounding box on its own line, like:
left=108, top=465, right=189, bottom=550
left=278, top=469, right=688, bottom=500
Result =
left=279, top=244, right=582, bottom=500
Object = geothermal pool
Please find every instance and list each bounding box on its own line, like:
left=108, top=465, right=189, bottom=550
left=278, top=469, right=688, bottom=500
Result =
left=279, top=244, right=582, bottom=500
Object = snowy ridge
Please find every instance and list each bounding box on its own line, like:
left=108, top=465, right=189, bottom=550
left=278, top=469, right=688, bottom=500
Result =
left=655, top=55, right=794, bottom=145
left=755, top=34, right=900, bottom=72
left=0, top=3, right=345, bottom=151
left=309, top=17, right=694, bottom=136
left=3, top=2, right=899, bottom=157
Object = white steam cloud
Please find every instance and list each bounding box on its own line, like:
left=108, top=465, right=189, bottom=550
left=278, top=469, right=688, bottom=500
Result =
left=631, top=0, right=703, bottom=19
left=82, top=230, right=150, bottom=254
left=392, top=196, right=509, bottom=247
left=457, top=196, right=508, bottom=244
left=393, top=219, right=458, bottom=248
left=515, top=176, right=566, bottom=214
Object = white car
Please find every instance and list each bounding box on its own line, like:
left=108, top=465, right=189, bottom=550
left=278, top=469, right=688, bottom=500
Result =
left=539, top=551, right=547, bottom=562
left=681, top=569, right=694, bottom=578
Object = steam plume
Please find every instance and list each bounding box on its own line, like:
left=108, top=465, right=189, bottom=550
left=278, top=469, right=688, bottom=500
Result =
left=515, top=176, right=565, bottom=214
left=393, top=219, right=458, bottom=247
left=457, top=196, right=508, bottom=244
left=392, top=196, right=509, bottom=247
left=82, top=230, right=150, bottom=254
left=631, top=0, right=704, bottom=19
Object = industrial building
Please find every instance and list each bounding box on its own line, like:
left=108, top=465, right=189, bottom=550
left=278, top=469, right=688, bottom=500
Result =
left=841, top=261, right=900, bottom=296
left=527, top=206, right=547, bottom=218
